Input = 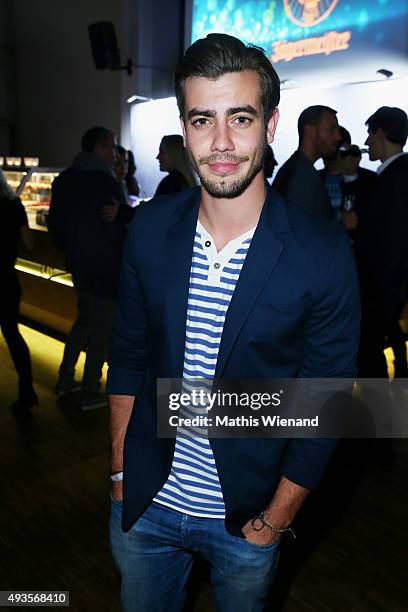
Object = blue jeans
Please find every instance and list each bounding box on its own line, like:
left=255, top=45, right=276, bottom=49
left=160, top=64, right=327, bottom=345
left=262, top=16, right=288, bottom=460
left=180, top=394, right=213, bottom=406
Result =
left=110, top=500, right=280, bottom=612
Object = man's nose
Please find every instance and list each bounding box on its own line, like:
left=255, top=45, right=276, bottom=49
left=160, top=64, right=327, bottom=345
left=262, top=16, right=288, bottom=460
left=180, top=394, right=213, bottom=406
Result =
left=364, top=136, right=369, bottom=146
left=210, top=122, right=235, bottom=152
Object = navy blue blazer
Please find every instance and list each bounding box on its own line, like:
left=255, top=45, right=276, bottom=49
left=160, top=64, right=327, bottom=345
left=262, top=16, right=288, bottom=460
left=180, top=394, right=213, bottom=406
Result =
left=107, top=185, right=360, bottom=535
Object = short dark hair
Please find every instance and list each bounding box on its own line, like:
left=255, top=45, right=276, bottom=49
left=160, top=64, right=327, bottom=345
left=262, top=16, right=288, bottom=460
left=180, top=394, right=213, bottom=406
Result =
left=298, top=105, right=337, bottom=140
left=366, top=106, right=408, bottom=147
left=116, top=144, right=127, bottom=158
left=339, top=126, right=351, bottom=146
left=175, top=33, right=280, bottom=125
left=81, top=126, right=115, bottom=153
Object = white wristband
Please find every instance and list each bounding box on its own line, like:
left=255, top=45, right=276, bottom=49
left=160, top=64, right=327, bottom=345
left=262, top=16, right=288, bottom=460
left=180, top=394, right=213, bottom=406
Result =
left=110, top=471, right=123, bottom=482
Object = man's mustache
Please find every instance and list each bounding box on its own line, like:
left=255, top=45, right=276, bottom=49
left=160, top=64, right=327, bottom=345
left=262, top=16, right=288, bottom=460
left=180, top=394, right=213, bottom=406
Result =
left=199, top=154, right=250, bottom=166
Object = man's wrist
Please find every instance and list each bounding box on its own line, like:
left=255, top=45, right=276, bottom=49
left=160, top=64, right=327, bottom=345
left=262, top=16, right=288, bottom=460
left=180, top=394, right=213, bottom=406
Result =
left=263, top=507, right=292, bottom=530
left=252, top=511, right=296, bottom=539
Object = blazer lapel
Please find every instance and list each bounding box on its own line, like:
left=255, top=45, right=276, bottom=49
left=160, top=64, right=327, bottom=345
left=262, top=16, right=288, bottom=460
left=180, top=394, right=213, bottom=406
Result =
left=165, top=189, right=200, bottom=377
left=215, top=189, right=290, bottom=377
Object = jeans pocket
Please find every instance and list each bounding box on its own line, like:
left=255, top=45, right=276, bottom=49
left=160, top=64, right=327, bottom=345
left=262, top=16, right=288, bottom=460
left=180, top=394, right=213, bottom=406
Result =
left=243, top=536, right=281, bottom=551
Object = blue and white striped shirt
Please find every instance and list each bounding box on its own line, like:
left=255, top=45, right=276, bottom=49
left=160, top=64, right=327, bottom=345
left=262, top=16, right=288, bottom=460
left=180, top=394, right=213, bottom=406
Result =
left=154, top=221, right=254, bottom=517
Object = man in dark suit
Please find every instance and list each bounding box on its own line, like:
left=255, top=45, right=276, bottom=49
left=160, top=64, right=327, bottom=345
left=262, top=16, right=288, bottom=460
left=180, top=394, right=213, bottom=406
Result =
left=48, top=126, right=131, bottom=410
left=107, top=34, right=360, bottom=611
left=273, top=105, right=342, bottom=218
left=357, top=106, right=408, bottom=378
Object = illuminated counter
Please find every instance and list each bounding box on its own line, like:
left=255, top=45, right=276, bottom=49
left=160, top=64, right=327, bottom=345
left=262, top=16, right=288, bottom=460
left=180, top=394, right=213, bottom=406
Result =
left=13, top=168, right=77, bottom=335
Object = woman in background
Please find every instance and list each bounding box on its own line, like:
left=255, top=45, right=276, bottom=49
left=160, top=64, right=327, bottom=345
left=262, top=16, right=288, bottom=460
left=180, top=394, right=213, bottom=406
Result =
left=0, top=169, right=37, bottom=410
left=124, top=148, right=140, bottom=198
left=155, top=134, right=196, bottom=196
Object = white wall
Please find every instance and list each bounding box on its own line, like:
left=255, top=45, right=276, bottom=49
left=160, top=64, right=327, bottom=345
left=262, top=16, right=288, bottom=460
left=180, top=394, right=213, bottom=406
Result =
left=130, top=76, right=408, bottom=196
left=276, top=77, right=408, bottom=172
left=130, top=97, right=183, bottom=198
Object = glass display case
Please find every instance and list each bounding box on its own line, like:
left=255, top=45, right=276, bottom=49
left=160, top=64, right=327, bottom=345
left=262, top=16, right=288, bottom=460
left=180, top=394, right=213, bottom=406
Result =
left=19, top=168, right=61, bottom=231
left=4, top=169, right=29, bottom=195
left=0, top=162, right=75, bottom=334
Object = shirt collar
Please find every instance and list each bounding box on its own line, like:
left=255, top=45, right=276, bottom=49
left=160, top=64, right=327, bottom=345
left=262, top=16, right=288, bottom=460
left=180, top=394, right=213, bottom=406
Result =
left=376, top=152, right=405, bottom=175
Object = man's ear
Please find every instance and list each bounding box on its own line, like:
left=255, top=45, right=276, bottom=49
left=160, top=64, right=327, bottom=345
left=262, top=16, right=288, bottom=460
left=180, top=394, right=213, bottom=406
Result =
left=180, top=116, right=187, bottom=147
left=266, top=108, right=280, bottom=144
left=303, top=123, right=317, bottom=142
left=377, top=128, right=387, bottom=145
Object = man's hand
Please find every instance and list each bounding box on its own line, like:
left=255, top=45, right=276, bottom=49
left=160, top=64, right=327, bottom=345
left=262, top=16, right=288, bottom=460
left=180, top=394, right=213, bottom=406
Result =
left=111, top=480, right=123, bottom=502
left=241, top=476, right=309, bottom=546
left=342, top=210, right=358, bottom=231
left=241, top=517, right=281, bottom=546
left=101, top=198, right=120, bottom=222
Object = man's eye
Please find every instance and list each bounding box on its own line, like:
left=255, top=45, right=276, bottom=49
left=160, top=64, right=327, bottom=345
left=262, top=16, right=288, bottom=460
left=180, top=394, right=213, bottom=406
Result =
left=233, top=116, right=252, bottom=126
left=192, top=118, right=209, bottom=128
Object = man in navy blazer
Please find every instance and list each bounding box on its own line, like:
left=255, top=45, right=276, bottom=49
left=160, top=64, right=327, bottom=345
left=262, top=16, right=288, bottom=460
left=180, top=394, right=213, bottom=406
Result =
left=107, top=34, right=360, bottom=612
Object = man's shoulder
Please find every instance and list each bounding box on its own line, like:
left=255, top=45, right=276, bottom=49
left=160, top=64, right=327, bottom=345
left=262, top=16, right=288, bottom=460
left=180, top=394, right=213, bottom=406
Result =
left=276, top=151, right=317, bottom=182
left=378, top=154, right=408, bottom=187
left=388, top=153, right=408, bottom=173
left=275, top=151, right=301, bottom=172
left=55, top=166, right=116, bottom=186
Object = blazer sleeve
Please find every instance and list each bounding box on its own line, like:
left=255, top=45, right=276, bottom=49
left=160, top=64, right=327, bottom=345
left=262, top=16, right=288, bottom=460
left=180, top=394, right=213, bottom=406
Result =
left=281, top=230, right=361, bottom=490
left=106, top=216, right=149, bottom=396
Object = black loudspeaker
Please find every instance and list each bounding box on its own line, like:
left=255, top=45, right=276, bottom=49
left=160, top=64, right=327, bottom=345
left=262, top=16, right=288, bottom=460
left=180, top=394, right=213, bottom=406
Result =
left=88, top=22, right=121, bottom=70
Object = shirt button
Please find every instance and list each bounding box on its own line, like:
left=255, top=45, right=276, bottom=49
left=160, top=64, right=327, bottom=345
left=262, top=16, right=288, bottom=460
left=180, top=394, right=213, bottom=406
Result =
left=205, top=240, right=211, bottom=247
left=214, top=263, right=220, bottom=270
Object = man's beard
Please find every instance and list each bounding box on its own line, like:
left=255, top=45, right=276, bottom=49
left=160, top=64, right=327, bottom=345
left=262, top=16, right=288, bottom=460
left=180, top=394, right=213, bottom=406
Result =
left=187, top=140, right=267, bottom=199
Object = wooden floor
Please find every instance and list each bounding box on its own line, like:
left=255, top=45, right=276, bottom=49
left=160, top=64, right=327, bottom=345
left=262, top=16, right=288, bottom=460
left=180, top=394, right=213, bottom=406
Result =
left=0, top=325, right=407, bottom=611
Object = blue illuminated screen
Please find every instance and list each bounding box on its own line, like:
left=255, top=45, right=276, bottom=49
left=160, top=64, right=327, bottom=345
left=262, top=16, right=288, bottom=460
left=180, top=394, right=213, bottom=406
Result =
left=191, top=0, right=408, bottom=70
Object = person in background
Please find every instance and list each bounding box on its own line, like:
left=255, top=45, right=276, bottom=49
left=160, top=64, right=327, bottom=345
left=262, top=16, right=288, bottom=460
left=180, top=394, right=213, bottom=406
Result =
left=273, top=105, right=341, bottom=218
left=48, top=126, right=131, bottom=410
left=114, top=145, right=131, bottom=202
left=125, top=149, right=140, bottom=197
left=357, top=106, right=408, bottom=379
left=155, top=134, right=196, bottom=196
left=0, top=169, right=37, bottom=411
left=320, top=126, right=352, bottom=221
left=103, top=145, right=139, bottom=221
left=320, top=126, right=376, bottom=232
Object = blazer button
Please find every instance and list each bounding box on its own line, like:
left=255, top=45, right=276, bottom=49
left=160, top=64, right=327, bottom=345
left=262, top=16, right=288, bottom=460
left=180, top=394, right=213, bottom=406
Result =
left=214, top=263, right=220, bottom=270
